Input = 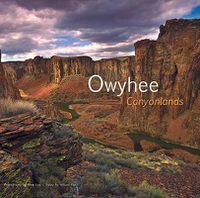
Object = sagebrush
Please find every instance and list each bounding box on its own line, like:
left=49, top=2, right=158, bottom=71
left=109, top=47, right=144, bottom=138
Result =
left=0, top=98, right=37, bottom=117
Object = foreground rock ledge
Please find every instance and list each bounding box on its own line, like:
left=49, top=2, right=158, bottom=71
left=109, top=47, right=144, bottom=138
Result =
left=0, top=113, right=83, bottom=195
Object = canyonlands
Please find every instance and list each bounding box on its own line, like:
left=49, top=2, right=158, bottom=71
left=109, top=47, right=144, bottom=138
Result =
left=0, top=16, right=200, bottom=198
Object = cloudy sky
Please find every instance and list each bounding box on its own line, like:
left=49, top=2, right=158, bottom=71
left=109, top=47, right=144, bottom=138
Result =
left=1, top=0, right=200, bottom=61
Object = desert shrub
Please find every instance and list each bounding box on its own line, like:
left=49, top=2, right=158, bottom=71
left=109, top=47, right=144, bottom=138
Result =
left=105, top=169, right=122, bottom=184
left=114, top=157, right=139, bottom=169
left=80, top=170, right=126, bottom=196
left=87, top=164, right=111, bottom=173
left=0, top=167, right=32, bottom=197
left=96, top=155, right=120, bottom=168
left=83, top=142, right=182, bottom=173
left=80, top=169, right=127, bottom=196
left=29, top=158, right=66, bottom=183
left=29, top=158, right=70, bottom=197
left=130, top=181, right=167, bottom=198
left=105, top=170, right=167, bottom=197
left=94, top=111, right=111, bottom=119
left=80, top=172, right=108, bottom=195
left=105, top=169, right=125, bottom=190
left=29, top=162, right=49, bottom=182
left=33, top=186, right=60, bottom=198
left=79, top=168, right=167, bottom=197
left=22, top=138, right=41, bottom=149
left=0, top=98, right=37, bottom=117
left=84, top=150, right=119, bottom=169
left=84, top=144, right=139, bottom=170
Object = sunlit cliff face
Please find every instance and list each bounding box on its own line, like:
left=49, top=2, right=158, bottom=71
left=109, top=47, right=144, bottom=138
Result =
left=1, top=0, right=200, bottom=61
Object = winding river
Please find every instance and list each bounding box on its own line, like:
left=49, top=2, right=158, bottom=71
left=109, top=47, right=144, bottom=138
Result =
left=128, top=133, right=200, bottom=156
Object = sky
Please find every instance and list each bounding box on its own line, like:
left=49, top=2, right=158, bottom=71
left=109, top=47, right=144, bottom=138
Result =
left=0, top=0, right=200, bottom=61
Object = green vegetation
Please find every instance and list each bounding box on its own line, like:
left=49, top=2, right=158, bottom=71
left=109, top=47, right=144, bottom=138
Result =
left=22, top=138, right=41, bottom=149
left=130, top=180, right=167, bottom=198
left=80, top=172, right=107, bottom=195
left=29, top=157, right=73, bottom=197
left=94, top=111, right=114, bottom=119
left=70, top=140, right=183, bottom=197
left=83, top=142, right=182, bottom=173
left=1, top=130, right=179, bottom=197
left=0, top=98, right=37, bottom=117
left=62, top=117, right=70, bottom=124
left=29, top=158, right=66, bottom=183
left=81, top=136, right=126, bottom=150
left=55, top=102, right=80, bottom=121
left=79, top=168, right=167, bottom=197
left=0, top=168, right=32, bottom=198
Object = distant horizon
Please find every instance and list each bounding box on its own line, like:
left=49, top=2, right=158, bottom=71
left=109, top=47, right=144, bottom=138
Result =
left=1, top=53, right=135, bottom=63
left=1, top=0, right=200, bottom=62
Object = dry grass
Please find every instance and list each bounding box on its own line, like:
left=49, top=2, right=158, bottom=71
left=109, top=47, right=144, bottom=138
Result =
left=0, top=98, right=37, bottom=117
left=79, top=169, right=167, bottom=197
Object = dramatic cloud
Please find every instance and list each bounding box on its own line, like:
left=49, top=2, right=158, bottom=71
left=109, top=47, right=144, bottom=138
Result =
left=1, top=0, right=200, bottom=61
left=2, top=37, right=39, bottom=55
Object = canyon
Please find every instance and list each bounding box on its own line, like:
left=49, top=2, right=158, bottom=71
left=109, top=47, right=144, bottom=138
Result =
left=1, top=19, right=200, bottom=149
left=1, top=18, right=200, bottom=198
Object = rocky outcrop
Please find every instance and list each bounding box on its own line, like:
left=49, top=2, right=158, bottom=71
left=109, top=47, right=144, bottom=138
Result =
left=24, top=56, right=49, bottom=77
left=94, top=56, right=134, bottom=81
left=3, top=56, right=49, bottom=82
left=2, top=61, right=26, bottom=83
left=120, top=19, right=200, bottom=147
left=48, top=56, right=94, bottom=83
left=0, top=112, right=82, bottom=196
left=0, top=113, right=82, bottom=167
left=3, top=55, right=134, bottom=85
left=48, top=55, right=134, bottom=83
left=0, top=51, right=20, bottom=99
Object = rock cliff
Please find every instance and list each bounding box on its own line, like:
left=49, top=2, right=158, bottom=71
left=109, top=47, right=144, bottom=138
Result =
left=2, top=56, right=49, bottom=82
left=24, top=56, right=49, bottom=77
left=0, top=51, right=20, bottom=99
left=47, top=55, right=134, bottom=83
left=94, top=56, right=134, bottom=81
left=3, top=55, right=134, bottom=85
left=48, top=56, right=94, bottom=83
left=2, top=61, right=26, bottom=83
left=120, top=19, right=200, bottom=147
left=0, top=113, right=82, bottom=196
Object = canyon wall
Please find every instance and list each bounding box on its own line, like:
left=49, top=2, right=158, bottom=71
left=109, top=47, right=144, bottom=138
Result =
left=47, top=55, right=134, bottom=83
left=0, top=51, right=20, bottom=99
left=3, top=55, right=134, bottom=84
left=120, top=19, right=200, bottom=147
left=24, top=56, right=49, bottom=77
left=48, top=56, right=94, bottom=83
left=2, top=61, right=26, bottom=83
left=94, top=56, right=134, bottom=81
left=2, top=56, right=49, bottom=82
